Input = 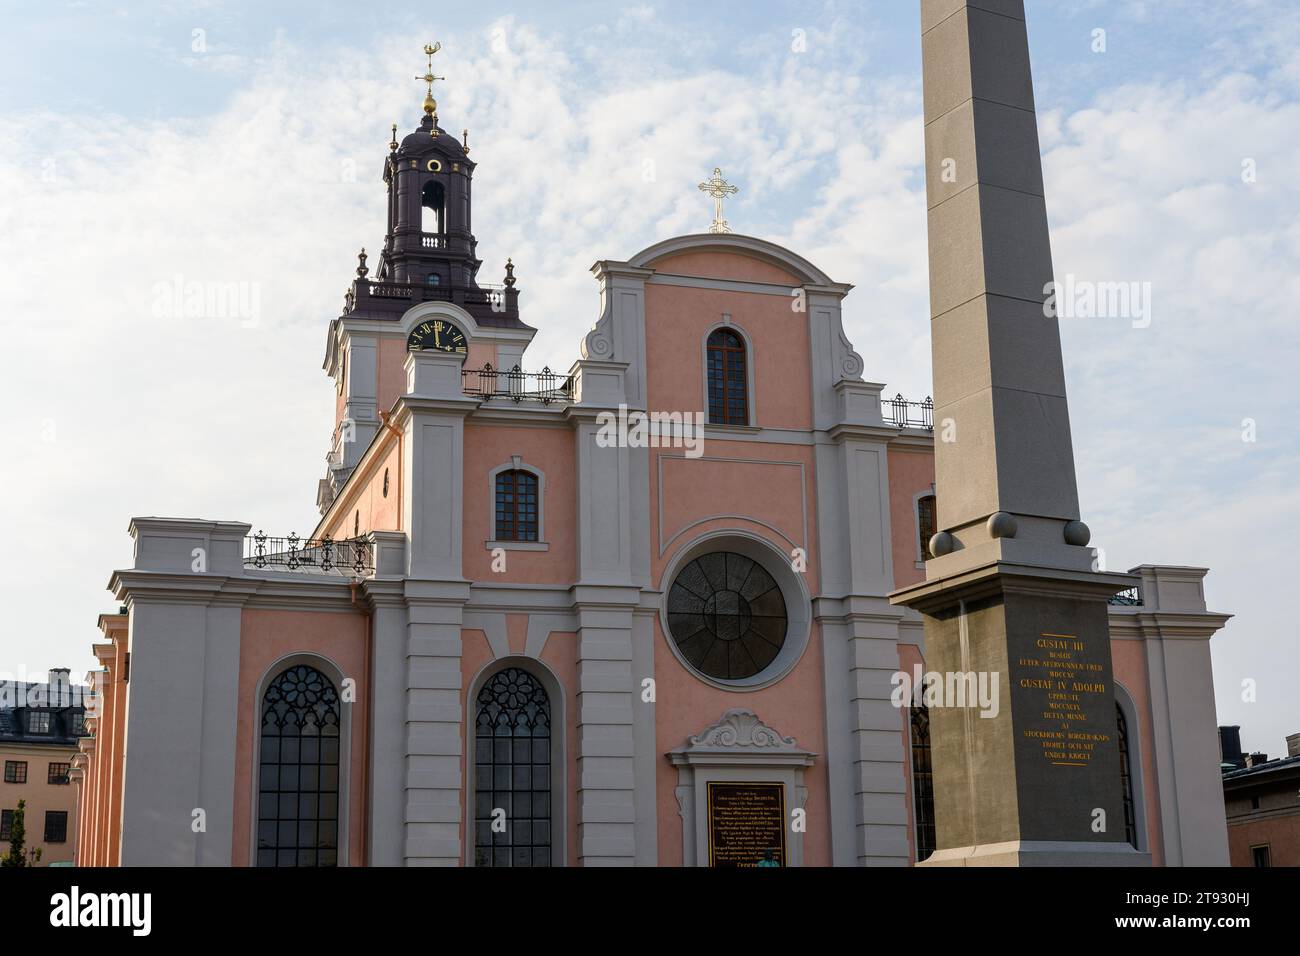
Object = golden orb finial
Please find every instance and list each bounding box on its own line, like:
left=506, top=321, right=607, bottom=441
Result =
left=415, top=41, right=444, bottom=122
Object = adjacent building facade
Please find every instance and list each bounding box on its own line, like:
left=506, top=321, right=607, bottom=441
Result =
left=1220, top=727, right=1300, bottom=867
left=0, top=669, right=86, bottom=864
left=76, top=66, right=1235, bottom=867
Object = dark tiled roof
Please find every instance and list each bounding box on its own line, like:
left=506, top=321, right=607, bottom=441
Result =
left=1223, top=753, right=1300, bottom=783
left=0, top=680, right=88, bottom=748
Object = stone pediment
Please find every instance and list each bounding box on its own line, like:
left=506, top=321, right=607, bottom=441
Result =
left=668, top=709, right=816, bottom=766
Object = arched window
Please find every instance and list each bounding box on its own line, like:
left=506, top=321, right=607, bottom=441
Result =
left=494, top=469, right=539, bottom=542
left=256, top=664, right=341, bottom=867
left=426, top=272, right=441, bottom=286
left=706, top=328, right=748, bottom=425
left=917, top=494, right=937, bottom=561
left=1116, top=702, right=1138, bottom=849
left=910, top=705, right=936, bottom=863
left=474, top=667, right=552, bottom=867
left=421, top=180, right=445, bottom=234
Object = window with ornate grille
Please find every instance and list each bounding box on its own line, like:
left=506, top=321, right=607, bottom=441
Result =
left=1117, top=703, right=1138, bottom=849
left=706, top=328, right=748, bottom=425
left=0, top=810, right=12, bottom=841
left=474, top=667, right=552, bottom=867
left=4, top=761, right=27, bottom=784
left=910, top=705, right=936, bottom=862
left=47, top=763, right=70, bottom=785
left=256, top=665, right=342, bottom=867
left=494, top=469, right=539, bottom=542
left=666, top=551, right=787, bottom=682
left=44, top=810, right=68, bottom=843
left=917, top=495, right=937, bottom=560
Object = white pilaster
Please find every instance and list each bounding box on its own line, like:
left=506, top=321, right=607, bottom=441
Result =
left=573, top=586, right=638, bottom=865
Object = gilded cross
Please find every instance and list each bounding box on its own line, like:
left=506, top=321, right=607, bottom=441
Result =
left=415, top=42, right=444, bottom=118
left=698, top=167, right=739, bottom=234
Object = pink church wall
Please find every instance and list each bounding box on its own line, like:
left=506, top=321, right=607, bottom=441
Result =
left=321, top=436, right=403, bottom=541
left=887, top=446, right=935, bottom=591
left=461, top=423, right=576, bottom=583
left=232, top=608, right=368, bottom=867
left=650, top=250, right=803, bottom=286
left=376, top=337, right=408, bottom=418
left=1110, top=638, right=1165, bottom=865
left=649, top=436, right=829, bottom=865
left=643, top=282, right=814, bottom=432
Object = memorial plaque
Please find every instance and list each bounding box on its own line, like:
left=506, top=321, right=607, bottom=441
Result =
left=706, top=781, right=786, bottom=867
left=1014, top=631, right=1112, bottom=769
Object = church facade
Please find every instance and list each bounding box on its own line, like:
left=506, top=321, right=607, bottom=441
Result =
left=74, top=58, right=1233, bottom=867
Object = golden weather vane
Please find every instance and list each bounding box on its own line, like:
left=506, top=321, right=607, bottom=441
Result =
left=698, top=167, right=739, bottom=234
left=416, top=41, right=444, bottom=134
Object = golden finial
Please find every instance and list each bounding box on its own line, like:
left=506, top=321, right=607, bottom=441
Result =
left=416, top=42, right=444, bottom=130
left=389, top=123, right=398, bottom=151
left=462, top=128, right=470, bottom=155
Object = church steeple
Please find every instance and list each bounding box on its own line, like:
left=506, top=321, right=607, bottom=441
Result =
left=341, top=42, right=526, bottom=329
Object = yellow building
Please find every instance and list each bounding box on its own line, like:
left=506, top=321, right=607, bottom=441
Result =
left=0, top=669, right=86, bottom=865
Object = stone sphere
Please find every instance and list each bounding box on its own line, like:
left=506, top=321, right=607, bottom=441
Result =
left=986, top=511, right=1018, bottom=539
left=929, top=531, right=955, bottom=557
left=1063, top=520, right=1091, bottom=546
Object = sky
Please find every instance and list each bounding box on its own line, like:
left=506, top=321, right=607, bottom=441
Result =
left=0, top=0, right=1296, bottom=755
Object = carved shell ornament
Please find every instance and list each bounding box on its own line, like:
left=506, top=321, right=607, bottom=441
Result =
left=688, top=709, right=799, bottom=750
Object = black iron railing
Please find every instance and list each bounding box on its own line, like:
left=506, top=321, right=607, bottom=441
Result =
left=462, top=364, right=574, bottom=404
left=245, top=532, right=373, bottom=576
left=1108, top=586, right=1143, bottom=607
left=883, top=394, right=934, bottom=430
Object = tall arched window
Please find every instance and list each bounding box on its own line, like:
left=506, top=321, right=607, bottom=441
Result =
left=917, top=494, right=937, bottom=561
left=474, top=667, right=552, bottom=867
left=256, top=664, right=341, bottom=867
left=1116, top=702, right=1138, bottom=849
left=494, top=469, right=539, bottom=542
left=910, top=705, right=936, bottom=863
left=706, top=328, right=748, bottom=425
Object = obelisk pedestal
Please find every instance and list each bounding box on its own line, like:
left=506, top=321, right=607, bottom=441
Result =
left=890, top=0, right=1149, bottom=865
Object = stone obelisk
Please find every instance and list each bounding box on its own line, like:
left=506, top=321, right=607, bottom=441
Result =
left=890, top=0, right=1149, bottom=865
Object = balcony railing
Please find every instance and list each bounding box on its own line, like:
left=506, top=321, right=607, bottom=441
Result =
left=882, top=394, right=934, bottom=430
left=1108, top=586, right=1143, bottom=607
left=245, top=532, right=373, bottom=576
left=462, top=364, right=574, bottom=405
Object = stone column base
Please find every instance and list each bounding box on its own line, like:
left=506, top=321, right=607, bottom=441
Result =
left=919, top=840, right=1151, bottom=867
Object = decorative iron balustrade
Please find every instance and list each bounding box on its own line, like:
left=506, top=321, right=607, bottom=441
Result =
left=245, top=532, right=373, bottom=576
left=1108, top=586, right=1143, bottom=607
left=462, top=364, right=575, bottom=405
left=883, top=394, right=934, bottom=430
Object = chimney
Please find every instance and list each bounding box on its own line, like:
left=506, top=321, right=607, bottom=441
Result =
left=1219, top=725, right=1245, bottom=768
left=47, top=667, right=70, bottom=708
left=1246, top=752, right=1269, bottom=768
left=1287, top=733, right=1300, bottom=758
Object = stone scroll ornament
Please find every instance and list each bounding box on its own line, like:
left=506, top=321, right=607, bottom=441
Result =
left=580, top=309, right=614, bottom=359
left=688, top=709, right=800, bottom=751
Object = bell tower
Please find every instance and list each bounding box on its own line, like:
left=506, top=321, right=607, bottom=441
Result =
left=342, top=42, right=524, bottom=328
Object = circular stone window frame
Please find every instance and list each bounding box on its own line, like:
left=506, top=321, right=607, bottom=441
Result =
left=658, top=531, right=812, bottom=692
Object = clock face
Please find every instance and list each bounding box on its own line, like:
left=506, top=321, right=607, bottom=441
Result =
left=407, top=319, right=467, bottom=354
